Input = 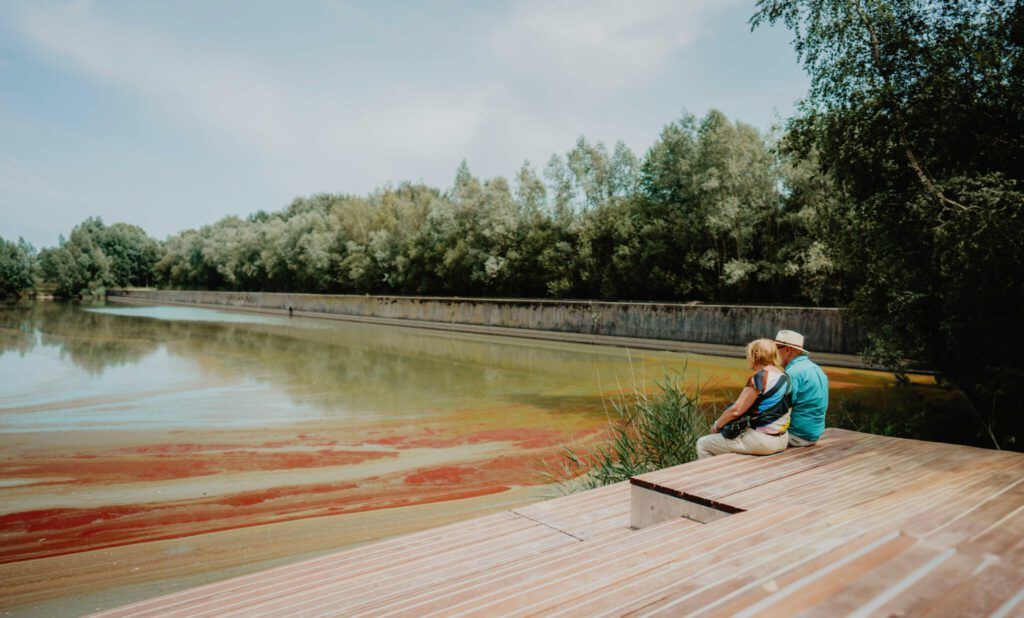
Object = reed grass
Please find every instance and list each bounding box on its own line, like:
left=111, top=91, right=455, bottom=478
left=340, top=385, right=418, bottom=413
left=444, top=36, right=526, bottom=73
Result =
left=543, top=372, right=713, bottom=493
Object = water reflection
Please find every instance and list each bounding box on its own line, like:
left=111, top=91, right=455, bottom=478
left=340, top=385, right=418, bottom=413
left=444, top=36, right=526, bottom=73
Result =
left=3, top=301, right=710, bottom=432
left=1, top=301, right=160, bottom=374
left=1, top=301, right=905, bottom=434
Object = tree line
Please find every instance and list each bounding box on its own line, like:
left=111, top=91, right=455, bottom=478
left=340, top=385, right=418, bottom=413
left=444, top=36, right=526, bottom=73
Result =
left=1, top=0, right=1021, bottom=447
left=4, top=109, right=842, bottom=306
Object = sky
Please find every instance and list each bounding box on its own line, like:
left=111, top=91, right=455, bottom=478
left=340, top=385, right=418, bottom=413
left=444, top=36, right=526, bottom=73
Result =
left=0, top=0, right=808, bottom=248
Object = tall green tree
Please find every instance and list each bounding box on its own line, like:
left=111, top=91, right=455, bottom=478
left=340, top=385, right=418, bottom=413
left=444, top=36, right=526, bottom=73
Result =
left=39, top=217, right=162, bottom=296
left=0, top=237, right=35, bottom=298
left=753, top=0, right=1024, bottom=447
left=631, top=111, right=787, bottom=302
left=39, top=218, right=114, bottom=297
left=99, top=222, right=162, bottom=287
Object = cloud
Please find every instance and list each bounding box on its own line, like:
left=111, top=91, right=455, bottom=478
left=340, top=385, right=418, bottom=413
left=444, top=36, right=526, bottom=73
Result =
left=14, top=0, right=740, bottom=207
left=493, top=0, right=736, bottom=91
left=474, top=0, right=741, bottom=176
left=19, top=1, right=492, bottom=195
left=20, top=4, right=297, bottom=152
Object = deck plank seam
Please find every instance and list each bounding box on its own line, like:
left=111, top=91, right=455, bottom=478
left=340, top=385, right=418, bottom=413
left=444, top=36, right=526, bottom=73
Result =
left=507, top=509, right=586, bottom=542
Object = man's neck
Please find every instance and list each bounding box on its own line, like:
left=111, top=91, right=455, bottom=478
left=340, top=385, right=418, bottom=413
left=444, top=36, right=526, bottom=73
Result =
left=785, top=354, right=807, bottom=368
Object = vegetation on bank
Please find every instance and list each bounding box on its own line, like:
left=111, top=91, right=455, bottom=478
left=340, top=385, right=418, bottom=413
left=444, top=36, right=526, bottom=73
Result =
left=38, top=218, right=161, bottom=298
left=5, top=107, right=834, bottom=306
left=150, top=113, right=835, bottom=306
left=546, top=377, right=709, bottom=491
left=0, top=219, right=159, bottom=299
left=0, top=237, right=36, bottom=298
left=1, top=0, right=1020, bottom=448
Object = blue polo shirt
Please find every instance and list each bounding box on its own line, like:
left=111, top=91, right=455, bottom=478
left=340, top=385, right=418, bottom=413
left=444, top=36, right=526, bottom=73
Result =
left=785, top=354, right=829, bottom=441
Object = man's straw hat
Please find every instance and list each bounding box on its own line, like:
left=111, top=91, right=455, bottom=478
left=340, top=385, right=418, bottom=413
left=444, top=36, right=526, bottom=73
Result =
left=774, top=330, right=807, bottom=353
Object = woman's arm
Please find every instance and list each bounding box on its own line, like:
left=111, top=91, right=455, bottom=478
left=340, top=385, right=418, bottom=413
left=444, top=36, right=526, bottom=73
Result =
left=711, top=386, right=758, bottom=432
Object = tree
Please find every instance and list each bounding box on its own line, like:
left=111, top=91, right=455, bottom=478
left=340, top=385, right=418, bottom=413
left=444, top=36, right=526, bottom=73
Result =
left=776, top=146, right=849, bottom=306
left=629, top=110, right=787, bottom=302
left=99, top=223, right=162, bottom=287
left=0, top=237, right=35, bottom=297
left=39, top=217, right=162, bottom=296
left=39, top=219, right=114, bottom=297
left=753, top=0, right=1024, bottom=447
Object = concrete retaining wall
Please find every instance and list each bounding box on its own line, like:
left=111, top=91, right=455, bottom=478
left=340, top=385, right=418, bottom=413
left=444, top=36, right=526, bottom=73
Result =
left=107, top=289, right=865, bottom=354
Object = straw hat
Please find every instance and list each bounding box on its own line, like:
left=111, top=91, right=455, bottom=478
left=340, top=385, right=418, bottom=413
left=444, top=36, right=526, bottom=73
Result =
left=774, top=330, right=807, bottom=353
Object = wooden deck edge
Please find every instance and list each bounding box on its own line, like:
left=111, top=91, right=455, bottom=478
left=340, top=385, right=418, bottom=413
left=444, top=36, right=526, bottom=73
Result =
left=629, top=477, right=746, bottom=514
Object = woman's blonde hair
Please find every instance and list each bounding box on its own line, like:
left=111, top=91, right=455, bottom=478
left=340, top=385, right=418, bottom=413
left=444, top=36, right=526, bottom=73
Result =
left=746, top=338, right=781, bottom=369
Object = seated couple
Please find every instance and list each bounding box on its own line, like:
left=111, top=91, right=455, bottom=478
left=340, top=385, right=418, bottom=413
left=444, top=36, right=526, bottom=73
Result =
left=696, top=330, right=829, bottom=460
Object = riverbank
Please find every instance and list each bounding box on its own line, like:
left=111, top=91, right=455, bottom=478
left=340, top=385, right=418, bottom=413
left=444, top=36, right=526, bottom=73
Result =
left=107, top=290, right=871, bottom=369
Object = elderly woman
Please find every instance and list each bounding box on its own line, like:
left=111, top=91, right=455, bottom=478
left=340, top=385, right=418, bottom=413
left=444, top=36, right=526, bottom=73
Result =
left=696, top=338, right=792, bottom=459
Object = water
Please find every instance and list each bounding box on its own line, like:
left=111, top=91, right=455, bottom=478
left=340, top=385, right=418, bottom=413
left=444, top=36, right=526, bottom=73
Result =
left=0, top=301, right=906, bottom=615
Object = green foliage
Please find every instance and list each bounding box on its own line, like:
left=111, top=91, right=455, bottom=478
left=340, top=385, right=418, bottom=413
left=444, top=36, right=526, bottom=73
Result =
left=0, top=237, right=36, bottom=298
left=754, top=0, right=1024, bottom=447
left=39, top=217, right=161, bottom=297
left=543, top=376, right=711, bottom=492
left=832, top=385, right=985, bottom=448
left=148, top=110, right=835, bottom=307
left=630, top=111, right=808, bottom=302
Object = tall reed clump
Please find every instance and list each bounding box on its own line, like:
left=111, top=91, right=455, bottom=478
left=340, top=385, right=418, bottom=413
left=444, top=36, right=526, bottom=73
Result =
left=544, top=374, right=712, bottom=493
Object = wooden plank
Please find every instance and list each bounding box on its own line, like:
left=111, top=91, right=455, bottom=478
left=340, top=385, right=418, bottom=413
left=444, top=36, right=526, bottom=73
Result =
left=632, top=430, right=916, bottom=508
left=915, top=560, right=1024, bottom=617
left=525, top=460, right=1023, bottom=617
left=673, top=530, right=918, bottom=618
left=513, top=481, right=632, bottom=540
left=799, top=544, right=971, bottom=617
left=362, top=517, right=711, bottom=617
left=223, top=523, right=579, bottom=618
left=93, top=511, right=537, bottom=618
left=408, top=507, right=810, bottom=617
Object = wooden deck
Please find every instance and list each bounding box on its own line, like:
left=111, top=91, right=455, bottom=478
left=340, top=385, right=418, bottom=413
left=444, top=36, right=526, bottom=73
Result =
left=93, top=429, right=1024, bottom=617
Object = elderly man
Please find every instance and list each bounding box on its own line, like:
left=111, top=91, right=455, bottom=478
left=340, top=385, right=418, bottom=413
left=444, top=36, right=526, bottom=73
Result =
left=775, top=330, right=829, bottom=447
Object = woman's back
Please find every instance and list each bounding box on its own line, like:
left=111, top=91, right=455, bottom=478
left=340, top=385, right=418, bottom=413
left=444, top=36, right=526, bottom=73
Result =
left=748, top=367, right=791, bottom=435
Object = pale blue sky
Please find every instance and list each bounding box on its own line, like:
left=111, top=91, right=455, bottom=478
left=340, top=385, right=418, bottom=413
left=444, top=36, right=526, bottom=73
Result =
left=0, top=1, right=807, bottom=248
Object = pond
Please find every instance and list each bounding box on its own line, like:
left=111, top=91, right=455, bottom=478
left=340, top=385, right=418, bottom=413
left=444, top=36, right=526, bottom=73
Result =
left=0, top=300, right=911, bottom=615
